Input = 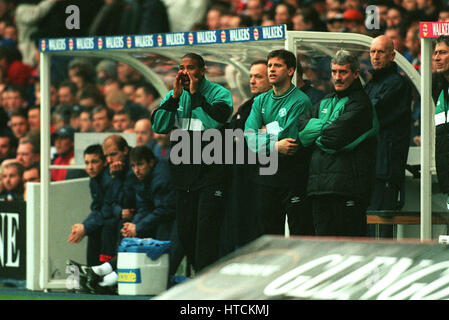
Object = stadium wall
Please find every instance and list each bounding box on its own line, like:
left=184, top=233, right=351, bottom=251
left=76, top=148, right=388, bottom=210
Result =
left=26, top=178, right=90, bottom=291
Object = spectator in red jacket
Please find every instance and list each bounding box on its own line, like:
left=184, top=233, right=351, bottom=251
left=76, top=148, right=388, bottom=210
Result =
left=51, top=126, right=75, bottom=181
left=0, top=46, right=33, bottom=88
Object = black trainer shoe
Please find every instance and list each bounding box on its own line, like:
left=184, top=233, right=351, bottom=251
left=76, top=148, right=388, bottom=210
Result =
left=75, top=276, right=91, bottom=294
left=85, top=267, right=104, bottom=293
left=66, top=259, right=89, bottom=276
left=88, top=282, right=118, bottom=295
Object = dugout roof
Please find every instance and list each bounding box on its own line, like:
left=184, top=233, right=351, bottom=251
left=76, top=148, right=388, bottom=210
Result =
left=37, top=25, right=429, bottom=290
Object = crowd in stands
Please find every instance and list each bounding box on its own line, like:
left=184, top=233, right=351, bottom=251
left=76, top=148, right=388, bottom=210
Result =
left=0, top=0, right=447, bottom=289
left=0, top=0, right=436, bottom=198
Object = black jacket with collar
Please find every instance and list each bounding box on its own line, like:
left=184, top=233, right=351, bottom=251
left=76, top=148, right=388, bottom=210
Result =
left=298, top=78, right=377, bottom=202
left=364, top=62, right=411, bottom=187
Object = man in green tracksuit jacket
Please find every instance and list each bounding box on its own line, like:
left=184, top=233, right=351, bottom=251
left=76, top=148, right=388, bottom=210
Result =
left=151, top=52, right=233, bottom=272
left=433, top=36, right=449, bottom=210
left=297, top=49, right=378, bottom=237
left=244, top=49, right=315, bottom=240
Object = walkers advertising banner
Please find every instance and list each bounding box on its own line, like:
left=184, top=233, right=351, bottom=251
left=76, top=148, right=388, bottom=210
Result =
left=39, top=25, right=286, bottom=53
left=420, top=22, right=449, bottom=38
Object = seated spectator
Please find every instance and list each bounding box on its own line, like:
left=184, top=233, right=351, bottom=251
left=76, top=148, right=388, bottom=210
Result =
left=120, top=83, right=135, bottom=102
left=439, top=6, right=449, bottom=22
left=23, top=163, right=40, bottom=201
left=416, top=0, right=439, bottom=22
left=386, top=5, right=407, bottom=28
left=105, top=89, right=127, bottom=114
left=77, top=86, right=104, bottom=108
left=102, top=78, right=120, bottom=97
left=325, top=9, right=345, bottom=32
left=9, top=108, right=29, bottom=140
left=96, top=59, right=117, bottom=86
left=206, top=4, right=225, bottom=30
left=68, top=58, right=96, bottom=91
left=133, top=82, right=158, bottom=112
left=152, top=132, right=171, bottom=161
left=79, top=108, right=93, bottom=132
left=92, top=105, right=114, bottom=133
left=116, top=61, right=142, bottom=87
left=0, top=160, right=24, bottom=201
left=106, top=89, right=149, bottom=123
left=3, top=21, right=18, bottom=46
left=343, top=0, right=363, bottom=10
left=404, top=24, right=421, bottom=72
left=274, top=2, right=295, bottom=29
left=57, top=80, right=78, bottom=106
left=51, top=126, right=76, bottom=181
left=293, top=6, right=324, bottom=31
left=69, top=105, right=84, bottom=131
left=0, top=128, right=17, bottom=164
left=296, top=58, right=326, bottom=106
left=245, top=0, right=265, bottom=26
left=112, top=109, right=134, bottom=132
left=227, top=13, right=253, bottom=28
left=3, top=85, right=28, bottom=116
left=51, top=104, right=72, bottom=132
left=402, top=0, right=418, bottom=14
left=134, top=118, right=154, bottom=148
left=27, top=105, right=40, bottom=132
left=34, top=81, right=59, bottom=111
left=0, top=45, right=33, bottom=88
left=385, top=25, right=407, bottom=55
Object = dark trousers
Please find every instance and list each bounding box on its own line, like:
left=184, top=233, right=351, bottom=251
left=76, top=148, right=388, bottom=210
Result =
left=367, top=181, right=402, bottom=238
left=86, top=217, right=120, bottom=266
left=176, top=184, right=226, bottom=273
left=252, top=184, right=315, bottom=240
left=311, top=195, right=368, bottom=237
left=221, top=164, right=257, bottom=256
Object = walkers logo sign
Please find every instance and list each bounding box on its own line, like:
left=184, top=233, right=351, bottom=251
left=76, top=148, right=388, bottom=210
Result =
left=155, top=236, right=449, bottom=300
left=38, top=25, right=286, bottom=52
left=0, top=201, right=26, bottom=280
left=420, top=22, right=449, bottom=38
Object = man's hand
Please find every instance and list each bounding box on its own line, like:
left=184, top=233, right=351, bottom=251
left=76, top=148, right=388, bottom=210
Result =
left=275, top=138, right=299, bottom=155
left=109, top=160, right=125, bottom=176
left=121, top=208, right=134, bottom=219
left=68, top=223, right=85, bottom=243
left=188, top=71, right=200, bottom=94
left=173, top=70, right=183, bottom=99
left=413, top=135, right=421, bottom=146
left=121, top=222, right=137, bottom=238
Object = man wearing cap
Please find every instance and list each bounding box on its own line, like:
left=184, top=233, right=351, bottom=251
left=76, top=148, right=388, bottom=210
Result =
left=51, top=126, right=76, bottom=181
left=326, top=9, right=345, bottom=32
left=343, top=8, right=366, bottom=34
left=365, top=35, right=412, bottom=238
